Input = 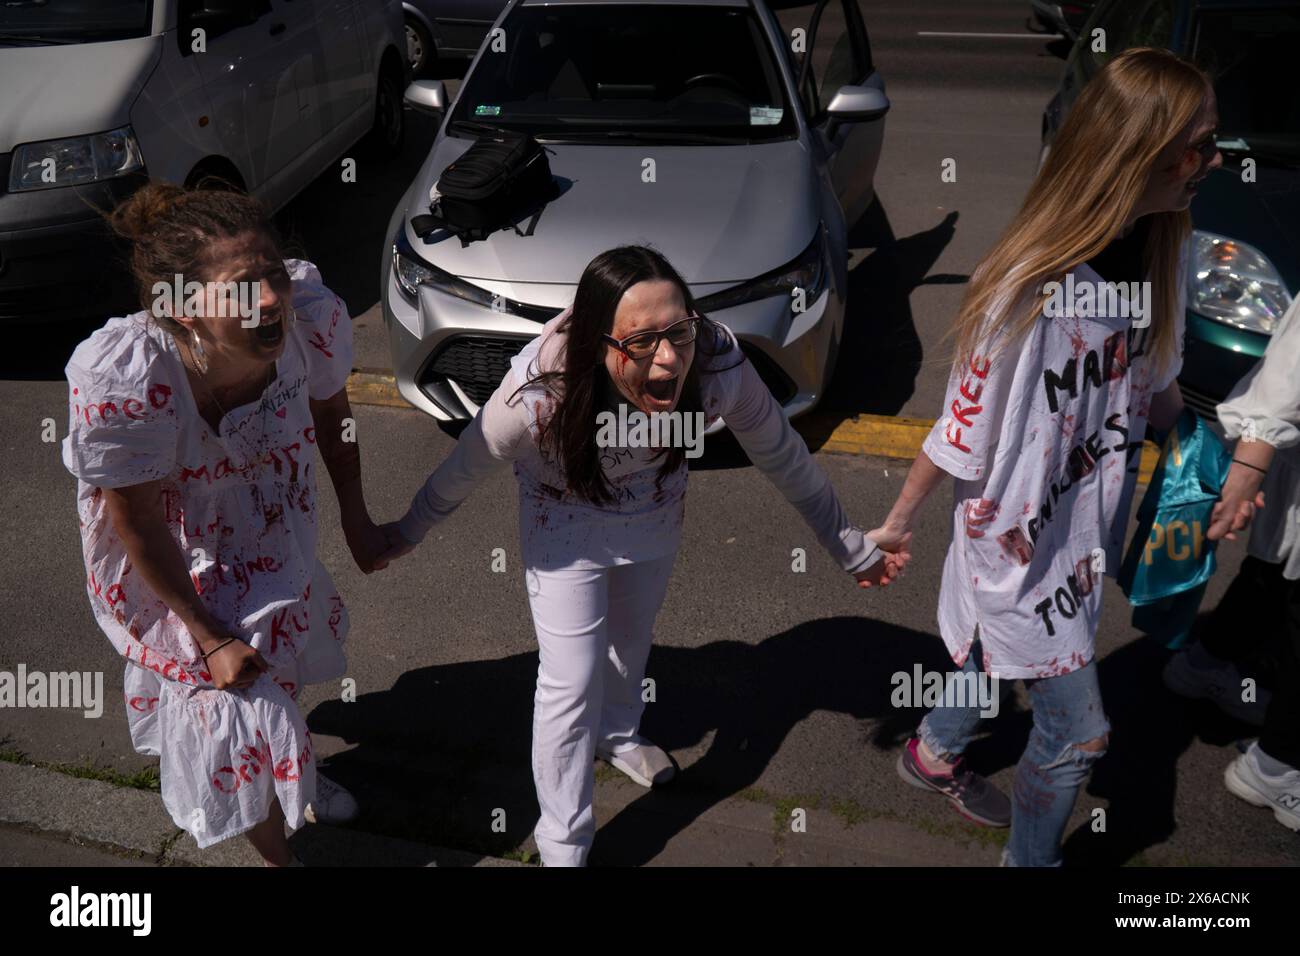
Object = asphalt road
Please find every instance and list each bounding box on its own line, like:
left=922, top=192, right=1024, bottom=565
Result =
left=2, top=1, right=1295, bottom=866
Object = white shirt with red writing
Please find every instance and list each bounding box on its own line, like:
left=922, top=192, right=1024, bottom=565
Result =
left=921, top=263, right=1184, bottom=679
left=61, top=259, right=353, bottom=847
left=398, top=311, right=881, bottom=576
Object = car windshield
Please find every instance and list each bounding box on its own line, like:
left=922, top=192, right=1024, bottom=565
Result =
left=0, top=0, right=152, bottom=44
left=448, top=3, right=796, bottom=143
left=1194, top=6, right=1300, bottom=164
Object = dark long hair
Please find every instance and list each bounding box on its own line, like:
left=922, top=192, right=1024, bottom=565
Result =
left=515, top=245, right=743, bottom=506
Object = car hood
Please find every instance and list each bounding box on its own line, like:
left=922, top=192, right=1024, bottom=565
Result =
left=1192, top=162, right=1300, bottom=294
left=405, top=135, right=821, bottom=285
left=0, top=36, right=162, bottom=153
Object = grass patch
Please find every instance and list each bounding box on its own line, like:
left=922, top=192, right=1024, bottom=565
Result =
left=0, top=747, right=160, bottom=792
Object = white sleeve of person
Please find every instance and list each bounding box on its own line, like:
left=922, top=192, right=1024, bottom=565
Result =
left=715, top=355, right=880, bottom=575
left=1218, top=295, right=1300, bottom=450
left=398, top=366, right=532, bottom=544
left=288, top=258, right=354, bottom=400
left=62, top=319, right=180, bottom=488
left=921, top=324, right=1017, bottom=482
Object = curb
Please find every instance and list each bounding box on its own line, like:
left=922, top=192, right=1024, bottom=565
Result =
left=0, top=760, right=524, bottom=868
left=346, top=368, right=1160, bottom=484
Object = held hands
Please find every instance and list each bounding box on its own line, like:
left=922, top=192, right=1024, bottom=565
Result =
left=343, top=514, right=420, bottom=574
left=854, top=525, right=912, bottom=589
left=1207, top=483, right=1266, bottom=542
left=373, top=521, right=418, bottom=566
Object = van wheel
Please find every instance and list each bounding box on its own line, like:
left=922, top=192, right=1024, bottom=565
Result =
left=364, top=60, right=405, bottom=160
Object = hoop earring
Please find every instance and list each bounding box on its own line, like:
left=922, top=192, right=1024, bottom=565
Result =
left=190, top=329, right=209, bottom=375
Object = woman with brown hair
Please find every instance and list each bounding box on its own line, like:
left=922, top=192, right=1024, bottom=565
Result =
left=868, top=47, right=1225, bottom=864
left=62, top=182, right=395, bottom=865
left=383, top=244, right=909, bottom=866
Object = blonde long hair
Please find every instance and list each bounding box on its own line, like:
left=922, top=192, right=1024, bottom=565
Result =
left=949, top=47, right=1209, bottom=377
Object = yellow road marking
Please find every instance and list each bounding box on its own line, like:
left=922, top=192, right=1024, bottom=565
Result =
left=347, top=369, right=1161, bottom=484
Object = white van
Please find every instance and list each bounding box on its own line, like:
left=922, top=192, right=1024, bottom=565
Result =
left=0, top=0, right=407, bottom=323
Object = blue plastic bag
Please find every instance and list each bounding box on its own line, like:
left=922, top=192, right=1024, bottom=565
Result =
left=1117, top=408, right=1232, bottom=648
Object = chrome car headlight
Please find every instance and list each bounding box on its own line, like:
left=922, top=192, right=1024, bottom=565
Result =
left=696, top=227, right=828, bottom=313
left=1186, top=230, right=1292, bottom=335
left=392, top=227, right=558, bottom=322
left=9, top=126, right=144, bottom=192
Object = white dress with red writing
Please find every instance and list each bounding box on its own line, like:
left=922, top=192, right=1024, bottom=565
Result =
left=62, top=260, right=353, bottom=848
left=921, top=264, right=1185, bottom=679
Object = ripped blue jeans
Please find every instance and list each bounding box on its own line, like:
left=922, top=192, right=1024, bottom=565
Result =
left=917, top=639, right=1110, bottom=867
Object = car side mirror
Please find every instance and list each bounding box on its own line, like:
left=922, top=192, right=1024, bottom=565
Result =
left=405, top=80, right=447, bottom=116
left=826, top=85, right=890, bottom=122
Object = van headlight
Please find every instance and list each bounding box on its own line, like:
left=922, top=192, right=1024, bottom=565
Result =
left=1186, top=230, right=1292, bottom=335
left=9, top=126, right=145, bottom=192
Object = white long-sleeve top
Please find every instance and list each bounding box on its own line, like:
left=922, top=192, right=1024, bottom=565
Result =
left=1217, top=295, right=1300, bottom=579
left=398, top=310, right=881, bottom=574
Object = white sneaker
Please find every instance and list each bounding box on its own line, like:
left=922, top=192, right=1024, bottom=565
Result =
left=1224, top=742, right=1300, bottom=832
left=596, top=738, right=676, bottom=788
left=304, top=772, right=359, bottom=825
left=1162, top=648, right=1270, bottom=726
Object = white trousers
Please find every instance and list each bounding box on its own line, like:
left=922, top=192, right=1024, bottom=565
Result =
left=524, top=554, right=676, bottom=866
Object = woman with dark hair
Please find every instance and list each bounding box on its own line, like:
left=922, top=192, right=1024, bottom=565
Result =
left=62, top=182, right=395, bottom=866
left=383, top=244, right=907, bottom=866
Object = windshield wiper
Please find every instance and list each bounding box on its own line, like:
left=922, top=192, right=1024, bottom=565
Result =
left=447, top=119, right=521, bottom=137
left=537, top=129, right=750, bottom=145
left=0, top=33, right=79, bottom=45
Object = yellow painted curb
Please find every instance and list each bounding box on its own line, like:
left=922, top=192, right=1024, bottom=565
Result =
left=346, top=368, right=411, bottom=409
left=346, top=368, right=1161, bottom=483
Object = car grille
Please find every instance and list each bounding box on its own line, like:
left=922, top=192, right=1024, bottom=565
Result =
left=421, top=334, right=798, bottom=415
left=425, top=335, right=533, bottom=408
left=1179, top=381, right=1223, bottom=424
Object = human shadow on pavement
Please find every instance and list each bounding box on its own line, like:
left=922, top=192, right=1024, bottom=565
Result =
left=1062, top=627, right=1282, bottom=866
left=305, top=615, right=1023, bottom=864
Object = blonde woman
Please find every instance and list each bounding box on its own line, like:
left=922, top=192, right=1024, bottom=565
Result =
left=868, top=48, right=1223, bottom=865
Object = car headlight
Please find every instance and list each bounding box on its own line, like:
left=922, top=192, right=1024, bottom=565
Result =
left=1186, top=230, right=1292, bottom=335
left=9, top=126, right=145, bottom=192
left=393, top=226, right=561, bottom=321
left=696, top=227, right=828, bottom=313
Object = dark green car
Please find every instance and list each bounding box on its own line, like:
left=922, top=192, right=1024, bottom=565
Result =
left=1040, top=0, right=1298, bottom=419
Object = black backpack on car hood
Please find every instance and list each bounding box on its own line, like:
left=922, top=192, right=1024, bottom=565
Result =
left=411, top=129, right=556, bottom=246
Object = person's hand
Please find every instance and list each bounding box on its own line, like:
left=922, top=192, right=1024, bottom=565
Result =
left=199, top=630, right=269, bottom=691
left=344, top=515, right=394, bottom=574
left=854, top=528, right=912, bottom=588
left=374, top=521, right=418, bottom=565
left=1207, top=485, right=1266, bottom=542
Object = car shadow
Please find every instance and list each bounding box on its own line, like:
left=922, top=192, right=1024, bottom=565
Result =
left=304, top=614, right=1026, bottom=864
left=692, top=200, right=963, bottom=471
left=823, top=200, right=961, bottom=420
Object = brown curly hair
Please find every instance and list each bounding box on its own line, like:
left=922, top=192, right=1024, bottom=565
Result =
left=106, top=179, right=285, bottom=335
